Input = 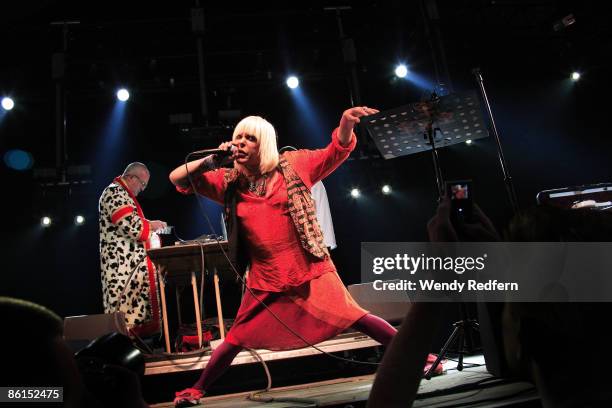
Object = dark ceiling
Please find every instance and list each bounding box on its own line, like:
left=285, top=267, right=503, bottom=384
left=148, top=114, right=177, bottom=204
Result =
left=1, top=1, right=607, bottom=169
left=1, top=1, right=606, bottom=103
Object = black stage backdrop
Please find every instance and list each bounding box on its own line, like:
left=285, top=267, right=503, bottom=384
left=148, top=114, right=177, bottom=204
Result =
left=1, top=1, right=609, bottom=318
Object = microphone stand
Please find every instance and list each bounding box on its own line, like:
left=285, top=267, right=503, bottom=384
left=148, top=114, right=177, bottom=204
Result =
left=472, top=68, right=520, bottom=215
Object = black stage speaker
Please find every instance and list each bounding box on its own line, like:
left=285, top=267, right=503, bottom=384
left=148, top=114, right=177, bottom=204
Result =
left=63, top=312, right=128, bottom=341
left=347, top=281, right=411, bottom=324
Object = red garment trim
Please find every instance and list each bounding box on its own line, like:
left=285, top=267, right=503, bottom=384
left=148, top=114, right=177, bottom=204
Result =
left=115, top=176, right=149, bottom=241
left=139, top=220, right=150, bottom=242
left=111, top=206, right=133, bottom=224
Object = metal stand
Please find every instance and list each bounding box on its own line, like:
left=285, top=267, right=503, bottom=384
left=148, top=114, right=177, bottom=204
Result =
left=472, top=68, right=520, bottom=215
left=423, top=93, right=445, bottom=197
left=424, top=303, right=480, bottom=379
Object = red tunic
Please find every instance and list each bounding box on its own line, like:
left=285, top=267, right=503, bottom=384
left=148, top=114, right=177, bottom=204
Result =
left=177, top=128, right=368, bottom=349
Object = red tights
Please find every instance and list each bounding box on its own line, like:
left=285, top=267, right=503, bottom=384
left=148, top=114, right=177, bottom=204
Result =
left=192, top=313, right=396, bottom=392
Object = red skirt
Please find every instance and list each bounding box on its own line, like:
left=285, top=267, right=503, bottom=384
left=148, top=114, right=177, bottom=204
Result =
left=225, top=271, right=368, bottom=350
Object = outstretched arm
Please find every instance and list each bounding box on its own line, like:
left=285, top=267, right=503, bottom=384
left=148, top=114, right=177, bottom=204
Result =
left=284, top=106, right=380, bottom=186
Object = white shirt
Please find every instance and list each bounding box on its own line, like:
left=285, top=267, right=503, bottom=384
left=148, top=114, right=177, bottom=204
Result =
left=311, top=181, right=337, bottom=250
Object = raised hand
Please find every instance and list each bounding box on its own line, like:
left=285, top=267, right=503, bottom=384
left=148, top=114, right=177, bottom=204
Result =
left=338, top=106, right=379, bottom=145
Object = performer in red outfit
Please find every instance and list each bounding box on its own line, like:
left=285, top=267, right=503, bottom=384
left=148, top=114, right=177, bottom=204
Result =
left=169, top=107, right=430, bottom=407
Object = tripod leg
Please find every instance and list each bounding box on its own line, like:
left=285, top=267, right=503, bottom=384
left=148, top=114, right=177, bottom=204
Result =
left=425, top=325, right=460, bottom=379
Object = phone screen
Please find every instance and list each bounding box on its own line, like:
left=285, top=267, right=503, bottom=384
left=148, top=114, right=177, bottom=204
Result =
left=450, top=183, right=469, bottom=201
left=447, top=180, right=473, bottom=220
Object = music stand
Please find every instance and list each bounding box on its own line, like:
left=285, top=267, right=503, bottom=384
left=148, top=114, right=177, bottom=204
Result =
left=362, top=90, right=488, bottom=377
left=362, top=90, right=488, bottom=197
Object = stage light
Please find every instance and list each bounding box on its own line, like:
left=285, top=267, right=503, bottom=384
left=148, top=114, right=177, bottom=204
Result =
left=465, top=139, right=473, bottom=145
left=350, top=188, right=360, bottom=198
left=2, top=97, right=14, bottom=111
left=41, top=216, right=52, bottom=227
left=116, top=88, right=130, bottom=101
left=382, top=185, right=392, bottom=195
left=286, top=76, right=299, bottom=89
left=4, top=149, right=33, bottom=170
left=394, top=64, right=408, bottom=78
left=75, top=215, right=85, bottom=225
left=571, top=72, right=581, bottom=81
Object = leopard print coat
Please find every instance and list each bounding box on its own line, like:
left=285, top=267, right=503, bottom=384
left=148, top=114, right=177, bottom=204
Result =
left=98, top=177, right=160, bottom=336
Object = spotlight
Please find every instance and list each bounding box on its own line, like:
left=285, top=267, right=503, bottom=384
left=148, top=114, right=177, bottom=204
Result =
left=286, top=76, right=299, bottom=89
left=571, top=72, right=581, bottom=81
left=75, top=215, right=85, bottom=225
left=2, top=97, right=14, bottom=111
left=41, top=216, right=52, bottom=227
left=465, top=139, right=473, bottom=145
left=4, top=149, right=33, bottom=171
left=350, top=188, right=360, bottom=198
left=382, top=185, right=392, bottom=195
left=116, top=88, right=130, bottom=101
left=394, top=64, right=408, bottom=79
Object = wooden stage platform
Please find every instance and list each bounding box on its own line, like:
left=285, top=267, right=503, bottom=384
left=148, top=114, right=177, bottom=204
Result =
left=149, top=355, right=539, bottom=407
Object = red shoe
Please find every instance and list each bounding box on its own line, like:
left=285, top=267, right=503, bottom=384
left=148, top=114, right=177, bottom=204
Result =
left=174, top=388, right=204, bottom=407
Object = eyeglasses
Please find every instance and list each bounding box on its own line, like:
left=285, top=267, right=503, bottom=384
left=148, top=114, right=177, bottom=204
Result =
left=129, top=174, right=148, bottom=190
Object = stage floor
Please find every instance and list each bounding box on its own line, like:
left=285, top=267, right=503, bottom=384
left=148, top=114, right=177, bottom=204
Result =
left=148, top=355, right=539, bottom=407
left=144, top=331, right=380, bottom=375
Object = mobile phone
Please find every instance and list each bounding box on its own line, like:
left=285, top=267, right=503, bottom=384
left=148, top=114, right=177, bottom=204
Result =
left=446, top=179, right=473, bottom=221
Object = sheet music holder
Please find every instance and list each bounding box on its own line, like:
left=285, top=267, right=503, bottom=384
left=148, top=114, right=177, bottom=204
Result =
left=361, top=90, right=488, bottom=197
left=362, top=90, right=488, bottom=159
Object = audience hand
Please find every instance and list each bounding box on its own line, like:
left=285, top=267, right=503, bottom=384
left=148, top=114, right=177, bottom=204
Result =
left=427, top=196, right=500, bottom=242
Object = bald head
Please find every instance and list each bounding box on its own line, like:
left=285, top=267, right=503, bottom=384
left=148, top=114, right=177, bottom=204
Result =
left=122, top=162, right=149, bottom=177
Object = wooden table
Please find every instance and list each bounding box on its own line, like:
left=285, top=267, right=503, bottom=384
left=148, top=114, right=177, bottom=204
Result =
left=148, top=241, right=229, bottom=353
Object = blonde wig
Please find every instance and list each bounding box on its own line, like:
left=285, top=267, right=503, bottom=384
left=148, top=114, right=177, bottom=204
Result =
left=232, top=116, right=279, bottom=174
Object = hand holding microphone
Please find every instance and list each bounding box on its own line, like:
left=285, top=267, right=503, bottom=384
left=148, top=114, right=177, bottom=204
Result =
left=194, top=142, right=237, bottom=171
left=215, top=141, right=238, bottom=158
left=191, top=142, right=237, bottom=157
left=171, top=142, right=237, bottom=188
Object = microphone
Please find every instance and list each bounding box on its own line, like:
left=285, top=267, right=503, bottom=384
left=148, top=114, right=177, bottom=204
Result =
left=190, top=145, right=237, bottom=156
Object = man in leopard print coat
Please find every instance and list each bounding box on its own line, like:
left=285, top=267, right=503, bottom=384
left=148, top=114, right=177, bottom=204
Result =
left=98, top=162, right=167, bottom=337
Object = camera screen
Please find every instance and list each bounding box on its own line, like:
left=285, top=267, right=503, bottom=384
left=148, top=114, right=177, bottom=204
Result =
left=450, top=184, right=469, bottom=200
